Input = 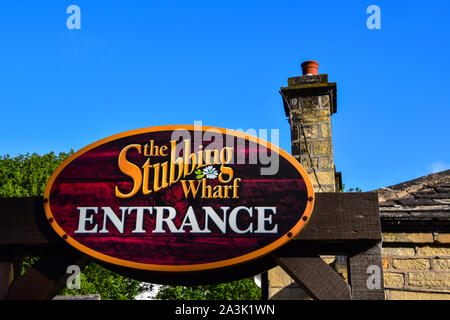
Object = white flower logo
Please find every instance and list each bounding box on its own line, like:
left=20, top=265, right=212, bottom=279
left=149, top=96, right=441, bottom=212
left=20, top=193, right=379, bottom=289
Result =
left=202, top=165, right=218, bottom=179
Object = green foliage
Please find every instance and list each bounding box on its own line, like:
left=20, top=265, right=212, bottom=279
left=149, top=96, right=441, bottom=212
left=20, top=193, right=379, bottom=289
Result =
left=60, top=262, right=152, bottom=300
left=340, top=184, right=362, bottom=192
left=156, top=277, right=261, bottom=300
left=21, top=256, right=39, bottom=275
left=0, top=151, right=73, bottom=197
left=194, top=168, right=205, bottom=179
left=1, top=151, right=149, bottom=300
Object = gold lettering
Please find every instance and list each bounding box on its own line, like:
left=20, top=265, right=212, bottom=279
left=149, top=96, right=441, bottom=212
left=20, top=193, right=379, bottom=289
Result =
left=160, top=145, right=168, bottom=156
left=115, top=144, right=142, bottom=198
left=213, top=185, right=223, bottom=198
left=183, top=140, right=197, bottom=177
left=181, top=180, right=203, bottom=198
left=204, top=149, right=220, bottom=165
left=169, top=140, right=184, bottom=185
left=233, top=178, right=241, bottom=198
left=142, top=158, right=152, bottom=195
left=201, top=179, right=213, bottom=198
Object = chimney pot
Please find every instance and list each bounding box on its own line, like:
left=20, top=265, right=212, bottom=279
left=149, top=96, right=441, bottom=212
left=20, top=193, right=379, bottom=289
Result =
left=301, top=60, right=319, bottom=75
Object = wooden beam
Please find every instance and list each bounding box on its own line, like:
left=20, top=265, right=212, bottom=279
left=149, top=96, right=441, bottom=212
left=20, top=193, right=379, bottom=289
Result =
left=297, top=192, right=381, bottom=241
left=347, top=243, right=385, bottom=300
left=273, top=255, right=351, bottom=300
left=7, top=267, right=57, bottom=300
left=0, top=251, right=25, bottom=299
left=7, top=245, right=89, bottom=300
left=0, top=193, right=381, bottom=248
left=0, top=262, right=13, bottom=299
left=11, top=254, right=24, bottom=281
left=0, top=197, right=50, bottom=248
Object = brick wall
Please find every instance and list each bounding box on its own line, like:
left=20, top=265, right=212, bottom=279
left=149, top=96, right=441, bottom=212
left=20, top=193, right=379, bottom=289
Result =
left=382, top=233, right=450, bottom=299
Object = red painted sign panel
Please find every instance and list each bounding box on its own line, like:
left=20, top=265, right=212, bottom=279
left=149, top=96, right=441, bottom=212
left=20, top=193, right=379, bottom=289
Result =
left=44, top=125, right=314, bottom=272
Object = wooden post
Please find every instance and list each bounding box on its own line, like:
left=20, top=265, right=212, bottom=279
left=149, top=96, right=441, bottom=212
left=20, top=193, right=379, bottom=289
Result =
left=0, top=262, right=13, bottom=299
left=7, top=246, right=89, bottom=300
left=270, top=192, right=384, bottom=300
left=0, top=251, right=24, bottom=299
left=274, top=255, right=351, bottom=300
left=347, top=243, right=385, bottom=300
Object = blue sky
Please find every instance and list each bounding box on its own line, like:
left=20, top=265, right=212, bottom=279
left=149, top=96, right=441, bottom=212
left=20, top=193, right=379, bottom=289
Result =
left=0, top=1, right=449, bottom=191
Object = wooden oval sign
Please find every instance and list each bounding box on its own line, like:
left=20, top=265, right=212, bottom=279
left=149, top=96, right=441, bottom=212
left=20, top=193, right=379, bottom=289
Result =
left=44, top=125, right=314, bottom=272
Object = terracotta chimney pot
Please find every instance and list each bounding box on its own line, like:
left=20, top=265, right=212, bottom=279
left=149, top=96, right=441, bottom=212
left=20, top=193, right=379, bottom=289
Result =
left=301, top=60, right=319, bottom=75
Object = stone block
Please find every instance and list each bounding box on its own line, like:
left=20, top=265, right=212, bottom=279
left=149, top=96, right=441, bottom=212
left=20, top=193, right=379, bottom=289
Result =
left=382, top=247, right=415, bottom=257
left=437, top=234, right=450, bottom=244
left=299, top=110, right=330, bottom=123
left=409, top=272, right=450, bottom=288
left=319, top=156, right=334, bottom=169
left=312, top=140, right=333, bottom=155
left=289, top=98, right=298, bottom=109
left=392, top=259, right=430, bottom=270
left=317, top=185, right=336, bottom=192
left=384, top=272, right=404, bottom=288
left=320, top=255, right=336, bottom=264
left=300, top=141, right=310, bottom=154
left=416, top=246, right=450, bottom=257
left=387, top=289, right=450, bottom=300
left=308, top=171, right=336, bottom=186
left=319, top=95, right=330, bottom=108
left=300, top=155, right=319, bottom=169
left=433, top=259, right=450, bottom=271
left=382, top=233, right=434, bottom=244
left=382, top=258, right=391, bottom=270
left=298, top=96, right=321, bottom=109
left=320, top=123, right=332, bottom=138
left=268, top=267, right=296, bottom=288
left=302, top=124, right=319, bottom=139
left=287, top=74, right=328, bottom=87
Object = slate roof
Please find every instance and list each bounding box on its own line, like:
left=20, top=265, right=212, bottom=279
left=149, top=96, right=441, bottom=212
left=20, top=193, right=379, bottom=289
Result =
left=376, top=170, right=450, bottom=232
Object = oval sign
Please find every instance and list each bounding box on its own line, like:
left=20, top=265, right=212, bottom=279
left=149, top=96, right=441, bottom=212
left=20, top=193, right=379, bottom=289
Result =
left=44, top=125, right=314, bottom=272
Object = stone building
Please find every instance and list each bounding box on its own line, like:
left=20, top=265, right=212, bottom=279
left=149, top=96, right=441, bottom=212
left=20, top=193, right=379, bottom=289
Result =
left=379, top=170, right=450, bottom=299
left=266, top=61, right=450, bottom=300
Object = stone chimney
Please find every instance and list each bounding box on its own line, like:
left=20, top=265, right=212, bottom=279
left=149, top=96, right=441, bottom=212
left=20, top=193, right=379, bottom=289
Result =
left=266, top=61, right=340, bottom=300
left=280, top=61, right=339, bottom=192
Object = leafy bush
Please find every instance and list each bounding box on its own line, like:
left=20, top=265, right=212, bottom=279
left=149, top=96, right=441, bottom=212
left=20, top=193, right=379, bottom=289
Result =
left=157, top=277, right=261, bottom=300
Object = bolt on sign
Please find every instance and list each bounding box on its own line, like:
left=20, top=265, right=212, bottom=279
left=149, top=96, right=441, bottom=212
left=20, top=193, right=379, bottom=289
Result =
left=44, top=125, right=314, bottom=273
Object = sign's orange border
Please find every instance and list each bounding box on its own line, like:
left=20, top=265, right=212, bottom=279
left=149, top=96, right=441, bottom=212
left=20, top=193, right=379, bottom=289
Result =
left=44, top=125, right=315, bottom=272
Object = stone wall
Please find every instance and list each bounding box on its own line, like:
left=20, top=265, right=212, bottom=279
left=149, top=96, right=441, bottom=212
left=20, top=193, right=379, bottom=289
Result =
left=288, top=94, right=336, bottom=192
left=270, top=231, right=450, bottom=299
left=382, top=233, right=450, bottom=300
